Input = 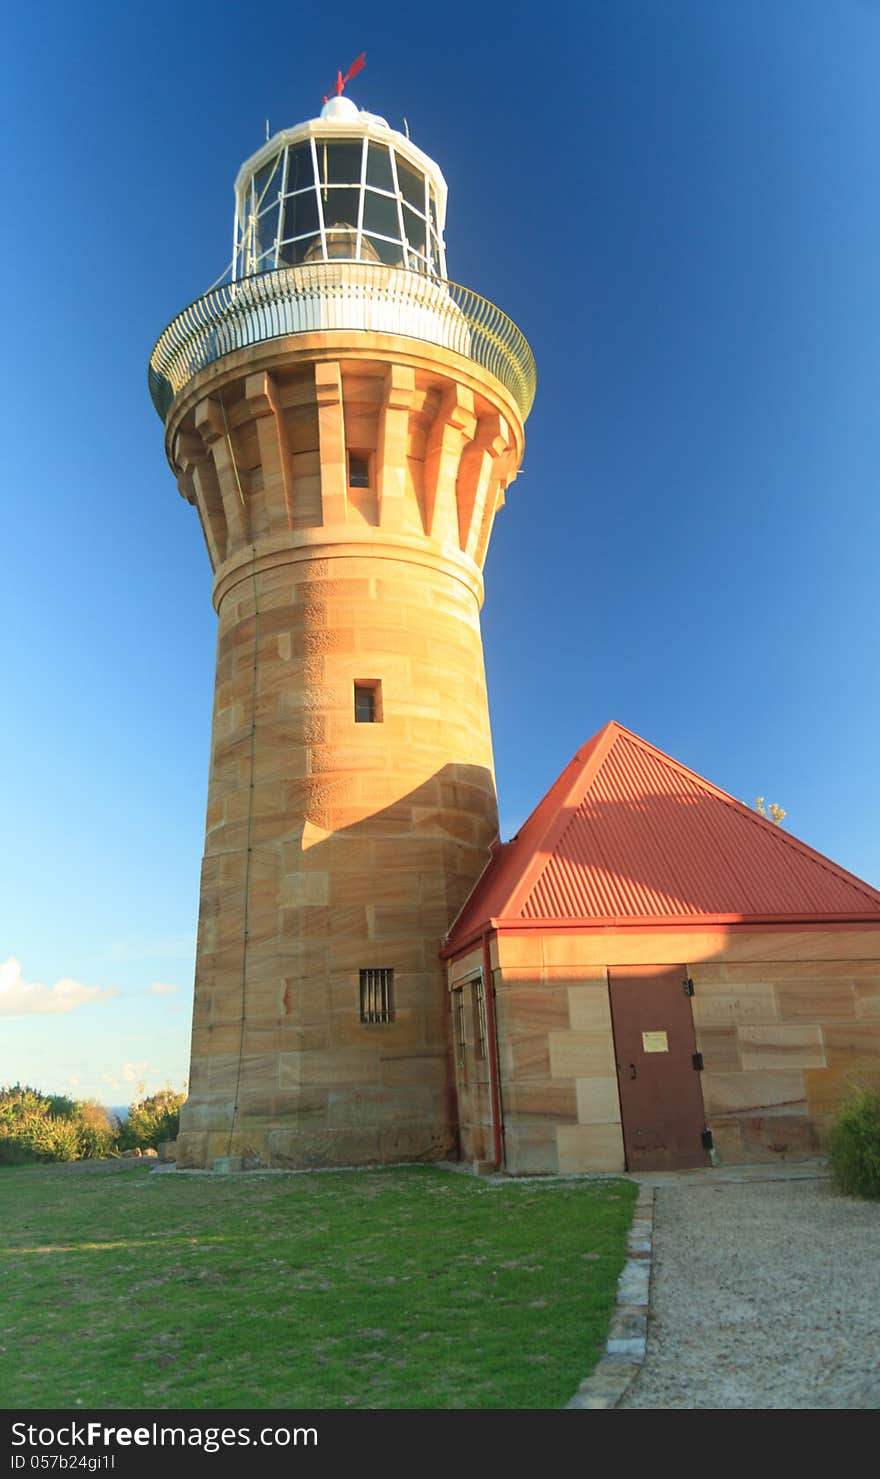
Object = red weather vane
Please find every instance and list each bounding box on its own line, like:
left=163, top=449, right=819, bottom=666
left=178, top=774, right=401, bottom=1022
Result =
left=323, top=53, right=366, bottom=104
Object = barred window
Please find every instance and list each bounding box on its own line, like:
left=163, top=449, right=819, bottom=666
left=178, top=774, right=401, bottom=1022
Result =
left=360, top=968, right=394, bottom=1023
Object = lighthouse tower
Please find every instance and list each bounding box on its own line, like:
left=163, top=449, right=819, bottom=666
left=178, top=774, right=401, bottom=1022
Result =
left=149, top=77, right=535, bottom=1169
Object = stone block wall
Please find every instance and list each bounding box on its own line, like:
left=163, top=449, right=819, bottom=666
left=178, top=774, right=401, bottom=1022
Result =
left=691, top=958, right=880, bottom=1161
left=167, top=338, right=525, bottom=1169
left=447, top=927, right=880, bottom=1175
left=445, top=934, right=627, bottom=1175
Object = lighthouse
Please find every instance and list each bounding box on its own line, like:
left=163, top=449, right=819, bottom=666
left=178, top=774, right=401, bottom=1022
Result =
left=149, top=72, right=535, bottom=1169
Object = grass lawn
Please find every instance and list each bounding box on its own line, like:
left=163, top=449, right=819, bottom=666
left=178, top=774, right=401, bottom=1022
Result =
left=0, top=1162, right=636, bottom=1409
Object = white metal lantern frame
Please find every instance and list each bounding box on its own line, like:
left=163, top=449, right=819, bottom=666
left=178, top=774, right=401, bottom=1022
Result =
left=233, top=108, right=448, bottom=282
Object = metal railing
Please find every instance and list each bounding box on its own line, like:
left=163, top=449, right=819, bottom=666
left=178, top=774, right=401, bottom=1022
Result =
left=148, top=262, right=536, bottom=423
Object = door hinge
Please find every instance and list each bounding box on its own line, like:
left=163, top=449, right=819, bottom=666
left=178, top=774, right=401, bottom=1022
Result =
left=701, top=1128, right=714, bottom=1150
left=683, top=977, right=694, bottom=996
left=692, top=1051, right=704, bottom=1071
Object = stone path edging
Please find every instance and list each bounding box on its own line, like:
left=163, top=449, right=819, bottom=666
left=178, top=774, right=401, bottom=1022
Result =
left=565, top=1184, right=655, bottom=1410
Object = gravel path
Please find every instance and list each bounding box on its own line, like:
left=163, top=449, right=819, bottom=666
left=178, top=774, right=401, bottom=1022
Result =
left=619, top=1175, right=880, bottom=1409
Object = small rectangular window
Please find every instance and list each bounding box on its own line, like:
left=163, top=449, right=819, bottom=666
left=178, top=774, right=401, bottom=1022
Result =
left=348, top=453, right=370, bottom=489
left=452, top=988, right=467, bottom=1074
left=354, top=680, right=382, bottom=723
left=471, top=979, right=488, bottom=1062
left=360, top=968, right=394, bottom=1023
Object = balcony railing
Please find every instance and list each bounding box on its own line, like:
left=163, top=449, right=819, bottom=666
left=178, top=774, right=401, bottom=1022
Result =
left=148, top=262, right=536, bottom=423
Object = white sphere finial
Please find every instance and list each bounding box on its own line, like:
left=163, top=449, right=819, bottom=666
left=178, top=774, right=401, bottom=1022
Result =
left=320, top=95, right=360, bottom=121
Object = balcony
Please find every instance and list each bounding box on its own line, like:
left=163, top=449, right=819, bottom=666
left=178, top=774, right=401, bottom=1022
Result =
left=148, top=262, right=536, bottom=423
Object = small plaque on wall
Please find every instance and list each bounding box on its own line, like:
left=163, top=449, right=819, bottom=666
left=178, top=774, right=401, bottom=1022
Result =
left=642, top=1031, right=669, bottom=1053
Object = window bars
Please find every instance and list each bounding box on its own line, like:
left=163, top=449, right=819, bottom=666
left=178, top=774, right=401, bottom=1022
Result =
left=360, top=968, right=394, bottom=1023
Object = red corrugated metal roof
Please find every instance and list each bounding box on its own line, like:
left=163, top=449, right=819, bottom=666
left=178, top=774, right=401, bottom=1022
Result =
left=446, top=721, right=880, bottom=944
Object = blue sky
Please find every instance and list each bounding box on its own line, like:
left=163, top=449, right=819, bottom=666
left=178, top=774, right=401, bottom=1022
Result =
left=3, top=0, right=880, bottom=1103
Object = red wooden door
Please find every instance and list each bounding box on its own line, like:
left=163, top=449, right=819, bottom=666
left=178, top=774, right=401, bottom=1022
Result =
left=609, top=965, right=710, bottom=1171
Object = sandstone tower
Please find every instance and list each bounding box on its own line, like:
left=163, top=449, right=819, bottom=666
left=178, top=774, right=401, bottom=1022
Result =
left=149, top=82, right=535, bottom=1169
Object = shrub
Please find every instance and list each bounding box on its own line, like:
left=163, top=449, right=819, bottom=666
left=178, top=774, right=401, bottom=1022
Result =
left=118, top=1088, right=185, bottom=1151
left=0, top=1085, right=51, bottom=1123
left=0, top=1085, right=56, bottom=1164
left=0, top=1085, right=118, bottom=1163
left=26, top=1114, right=81, bottom=1162
left=828, top=1086, right=880, bottom=1200
left=74, top=1100, right=117, bottom=1159
left=0, top=1134, right=39, bottom=1167
left=0, top=1104, right=79, bottom=1163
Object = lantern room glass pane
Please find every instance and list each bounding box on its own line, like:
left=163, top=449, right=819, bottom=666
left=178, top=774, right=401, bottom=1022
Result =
left=362, top=190, right=400, bottom=238
left=257, top=204, right=280, bottom=257
left=279, top=234, right=321, bottom=266
left=286, top=144, right=313, bottom=192
left=300, top=235, right=329, bottom=264
left=366, top=143, right=395, bottom=192
left=253, top=155, right=282, bottom=210
left=321, top=187, right=360, bottom=233
left=281, top=189, right=319, bottom=241
left=363, top=234, right=406, bottom=267
left=402, top=204, right=426, bottom=254
left=396, top=156, right=424, bottom=211
left=317, top=141, right=364, bottom=189
left=324, top=225, right=360, bottom=259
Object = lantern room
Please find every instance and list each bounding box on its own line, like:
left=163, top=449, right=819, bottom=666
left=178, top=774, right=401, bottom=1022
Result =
left=233, top=95, right=448, bottom=280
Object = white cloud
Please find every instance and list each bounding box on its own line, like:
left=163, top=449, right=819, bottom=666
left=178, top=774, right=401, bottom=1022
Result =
left=0, top=958, right=118, bottom=1017
left=148, top=982, right=179, bottom=996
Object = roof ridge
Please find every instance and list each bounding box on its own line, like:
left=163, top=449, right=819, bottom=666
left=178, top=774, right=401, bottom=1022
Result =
left=503, top=723, right=618, bottom=919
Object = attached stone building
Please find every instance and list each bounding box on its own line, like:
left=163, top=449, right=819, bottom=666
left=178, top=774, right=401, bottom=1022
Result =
left=443, top=722, right=880, bottom=1174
